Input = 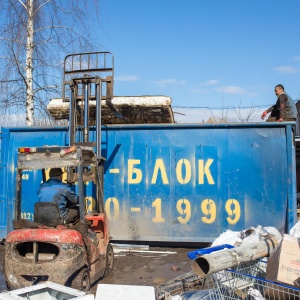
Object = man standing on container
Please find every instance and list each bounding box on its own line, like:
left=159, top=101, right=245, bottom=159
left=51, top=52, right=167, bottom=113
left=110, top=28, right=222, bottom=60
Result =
left=261, top=84, right=298, bottom=122
left=37, top=168, right=79, bottom=223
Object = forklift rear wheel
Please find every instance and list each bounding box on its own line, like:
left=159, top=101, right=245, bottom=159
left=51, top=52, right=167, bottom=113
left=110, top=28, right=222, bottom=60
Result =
left=71, top=267, right=91, bottom=292
left=104, top=243, right=114, bottom=276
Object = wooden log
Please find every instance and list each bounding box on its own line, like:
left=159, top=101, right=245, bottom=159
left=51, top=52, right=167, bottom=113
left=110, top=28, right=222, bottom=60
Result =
left=192, top=236, right=279, bottom=276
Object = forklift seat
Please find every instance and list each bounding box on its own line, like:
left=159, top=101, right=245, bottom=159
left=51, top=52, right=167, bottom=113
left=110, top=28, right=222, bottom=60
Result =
left=34, top=202, right=63, bottom=227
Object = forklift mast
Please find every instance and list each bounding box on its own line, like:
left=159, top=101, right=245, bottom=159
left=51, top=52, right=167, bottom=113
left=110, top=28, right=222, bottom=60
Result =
left=62, top=52, right=114, bottom=158
left=62, top=52, right=114, bottom=215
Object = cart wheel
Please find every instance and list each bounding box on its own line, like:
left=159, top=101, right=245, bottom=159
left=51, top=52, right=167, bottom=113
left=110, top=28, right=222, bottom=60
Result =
left=71, top=267, right=91, bottom=292
left=104, top=243, right=114, bottom=277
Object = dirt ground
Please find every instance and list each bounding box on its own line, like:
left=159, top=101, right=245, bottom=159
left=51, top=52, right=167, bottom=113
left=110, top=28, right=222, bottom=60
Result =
left=0, top=243, right=199, bottom=295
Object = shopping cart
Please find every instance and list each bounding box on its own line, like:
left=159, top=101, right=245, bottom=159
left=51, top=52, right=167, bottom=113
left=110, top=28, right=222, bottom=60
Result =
left=205, top=260, right=300, bottom=300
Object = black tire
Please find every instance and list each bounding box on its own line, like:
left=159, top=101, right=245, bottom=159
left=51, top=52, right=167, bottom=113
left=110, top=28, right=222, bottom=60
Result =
left=104, top=243, right=114, bottom=277
left=71, top=267, right=91, bottom=292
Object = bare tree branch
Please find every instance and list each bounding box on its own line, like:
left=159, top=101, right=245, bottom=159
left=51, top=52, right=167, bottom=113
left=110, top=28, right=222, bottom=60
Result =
left=0, top=0, right=101, bottom=126
left=17, top=0, right=27, bottom=10
left=233, top=100, right=256, bottom=122
left=34, top=0, right=50, bottom=14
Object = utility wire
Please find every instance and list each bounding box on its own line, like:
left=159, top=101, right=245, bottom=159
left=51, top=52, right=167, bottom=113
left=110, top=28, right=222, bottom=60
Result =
left=173, top=104, right=273, bottom=110
left=173, top=100, right=300, bottom=110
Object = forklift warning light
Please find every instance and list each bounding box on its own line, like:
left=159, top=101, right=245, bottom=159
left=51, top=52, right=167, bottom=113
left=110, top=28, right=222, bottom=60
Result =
left=19, top=147, right=37, bottom=153
left=60, top=146, right=77, bottom=157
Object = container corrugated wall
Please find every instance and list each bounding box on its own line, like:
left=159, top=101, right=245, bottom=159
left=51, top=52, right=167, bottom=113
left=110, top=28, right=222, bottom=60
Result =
left=0, top=123, right=296, bottom=243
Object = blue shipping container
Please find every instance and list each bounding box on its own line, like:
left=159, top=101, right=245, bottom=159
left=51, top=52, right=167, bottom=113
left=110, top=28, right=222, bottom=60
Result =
left=0, top=123, right=297, bottom=243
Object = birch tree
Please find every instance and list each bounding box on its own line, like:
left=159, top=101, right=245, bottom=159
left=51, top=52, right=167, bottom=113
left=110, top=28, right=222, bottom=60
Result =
left=0, top=0, right=101, bottom=126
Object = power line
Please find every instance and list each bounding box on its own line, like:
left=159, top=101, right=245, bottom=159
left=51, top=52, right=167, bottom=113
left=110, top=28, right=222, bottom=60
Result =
left=173, top=104, right=272, bottom=110
left=173, top=99, right=300, bottom=110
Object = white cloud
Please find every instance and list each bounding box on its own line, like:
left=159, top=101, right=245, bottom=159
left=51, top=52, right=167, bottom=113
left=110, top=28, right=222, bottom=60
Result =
left=217, top=86, right=245, bottom=94
left=201, top=79, right=219, bottom=86
left=293, top=56, right=300, bottom=61
left=115, top=75, right=139, bottom=81
left=274, top=66, right=298, bottom=74
left=189, top=87, right=210, bottom=94
left=0, top=113, right=26, bottom=126
left=154, top=79, right=185, bottom=88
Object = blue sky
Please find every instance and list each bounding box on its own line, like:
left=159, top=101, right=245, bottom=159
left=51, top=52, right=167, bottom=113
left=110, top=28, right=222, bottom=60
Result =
left=99, top=0, right=300, bottom=110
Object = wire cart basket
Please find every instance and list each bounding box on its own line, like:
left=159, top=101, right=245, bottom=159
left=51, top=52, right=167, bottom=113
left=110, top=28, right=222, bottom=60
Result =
left=205, top=260, right=300, bottom=300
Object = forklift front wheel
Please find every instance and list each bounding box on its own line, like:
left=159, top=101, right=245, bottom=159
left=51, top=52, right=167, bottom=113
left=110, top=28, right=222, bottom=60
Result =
left=71, top=267, right=91, bottom=292
left=104, top=243, right=114, bottom=277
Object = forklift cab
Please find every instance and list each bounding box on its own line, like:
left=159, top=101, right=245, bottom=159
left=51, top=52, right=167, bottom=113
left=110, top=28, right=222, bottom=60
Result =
left=4, top=52, right=115, bottom=291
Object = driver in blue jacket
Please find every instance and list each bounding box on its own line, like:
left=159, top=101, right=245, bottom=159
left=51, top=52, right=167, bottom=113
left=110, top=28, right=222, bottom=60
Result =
left=37, top=168, right=79, bottom=224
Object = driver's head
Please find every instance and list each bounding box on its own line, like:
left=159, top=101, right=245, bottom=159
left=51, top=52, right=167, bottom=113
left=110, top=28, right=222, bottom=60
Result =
left=49, top=168, right=63, bottom=178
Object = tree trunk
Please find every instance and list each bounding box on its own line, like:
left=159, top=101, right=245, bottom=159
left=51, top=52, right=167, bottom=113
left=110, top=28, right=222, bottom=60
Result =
left=25, top=0, right=34, bottom=126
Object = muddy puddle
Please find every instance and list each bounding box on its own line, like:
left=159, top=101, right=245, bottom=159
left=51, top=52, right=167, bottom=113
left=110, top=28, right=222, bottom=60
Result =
left=101, top=248, right=193, bottom=286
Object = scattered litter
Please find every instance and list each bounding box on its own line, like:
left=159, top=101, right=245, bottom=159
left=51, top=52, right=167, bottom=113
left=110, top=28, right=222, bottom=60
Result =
left=211, top=229, right=242, bottom=247
left=95, top=284, right=155, bottom=300
left=0, top=281, right=93, bottom=300
left=289, top=220, right=300, bottom=238
left=171, top=225, right=300, bottom=300
left=111, top=243, right=177, bottom=261
left=190, top=226, right=281, bottom=277
left=171, top=266, right=179, bottom=271
left=266, top=234, right=300, bottom=287
left=179, top=290, right=210, bottom=300
left=114, top=254, right=127, bottom=257
left=170, top=295, right=182, bottom=300
left=247, top=287, right=265, bottom=300
left=211, top=225, right=282, bottom=248
left=111, top=243, right=150, bottom=252
left=155, top=271, right=203, bottom=300
left=113, top=249, right=177, bottom=255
